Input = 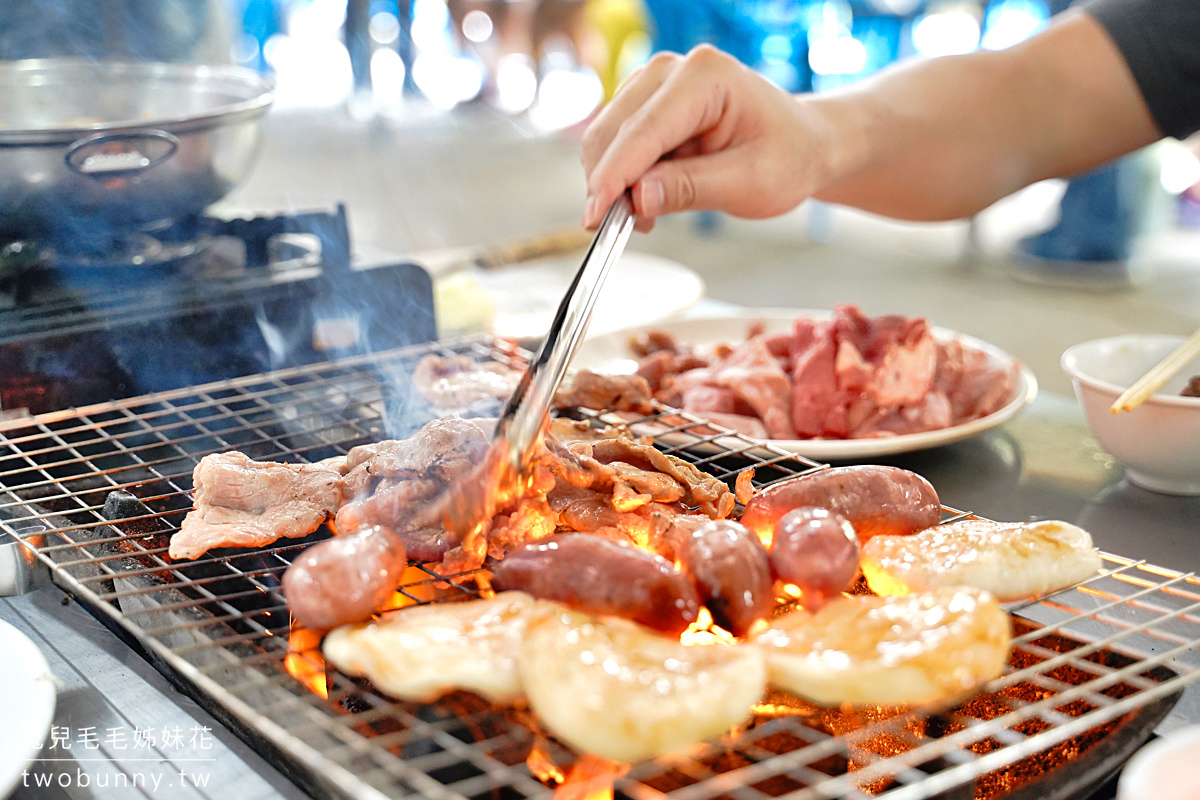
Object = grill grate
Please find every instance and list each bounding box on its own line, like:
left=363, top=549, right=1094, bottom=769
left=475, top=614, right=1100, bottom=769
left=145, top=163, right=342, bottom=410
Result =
left=1, top=337, right=1198, bottom=800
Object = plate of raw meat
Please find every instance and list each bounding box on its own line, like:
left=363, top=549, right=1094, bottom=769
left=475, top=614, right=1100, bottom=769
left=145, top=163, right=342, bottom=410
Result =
left=572, top=305, right=1038, bottom=460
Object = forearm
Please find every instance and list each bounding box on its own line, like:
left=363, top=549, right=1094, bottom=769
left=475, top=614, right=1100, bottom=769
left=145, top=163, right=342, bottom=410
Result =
left=807, top=10, right=1160, bottom=221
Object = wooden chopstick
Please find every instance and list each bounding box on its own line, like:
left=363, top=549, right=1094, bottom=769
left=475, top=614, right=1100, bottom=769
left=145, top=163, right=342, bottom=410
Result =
left=1110, top=327, right=1200, bottom=412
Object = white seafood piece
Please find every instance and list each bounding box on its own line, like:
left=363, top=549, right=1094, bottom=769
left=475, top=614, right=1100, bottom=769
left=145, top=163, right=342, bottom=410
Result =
left=323, top=591, right=541, bottom=703
left=519, top=606, right=766, bottom=763
left=860, top=518, right=1103, bottom=602
left=756, top=587, right=1010, bottom=707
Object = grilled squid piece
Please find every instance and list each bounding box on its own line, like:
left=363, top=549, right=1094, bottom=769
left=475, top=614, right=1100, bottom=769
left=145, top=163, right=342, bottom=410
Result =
left=322, top=591, right=543, bottom=703
left=860, top=519, right=1103, bottom=602
left=740, top=465, right=940, bottom=546
left=676, top=520, right=773, bottom=637
left=520, top=606, right=767, bottom=763
left=282, top=525, right=408, bottom=631
left=755, top=587, right=1010, bottom=707
left=491, top=534, right=701, bottom=635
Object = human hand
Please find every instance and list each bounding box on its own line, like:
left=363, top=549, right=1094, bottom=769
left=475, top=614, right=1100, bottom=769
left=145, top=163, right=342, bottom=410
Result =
left=581, top=45, right=835, bottom=231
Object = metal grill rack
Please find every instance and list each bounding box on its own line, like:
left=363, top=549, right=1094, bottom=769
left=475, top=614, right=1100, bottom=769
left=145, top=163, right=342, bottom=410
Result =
left=0, top=337, right=1198, bottom=800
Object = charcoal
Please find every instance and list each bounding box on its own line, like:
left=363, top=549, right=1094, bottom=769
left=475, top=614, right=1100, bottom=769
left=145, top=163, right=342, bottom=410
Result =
left=103, top=490, right=152, bottom=521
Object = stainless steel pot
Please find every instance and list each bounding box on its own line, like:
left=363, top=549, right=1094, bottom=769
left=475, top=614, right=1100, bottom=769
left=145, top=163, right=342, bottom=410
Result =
left=0, top=59, right=274, bottom=243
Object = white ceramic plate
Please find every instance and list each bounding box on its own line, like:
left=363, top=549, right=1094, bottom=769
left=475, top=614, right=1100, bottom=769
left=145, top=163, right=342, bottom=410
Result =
left=572, top=309, right=1038, bottom=461
left=478, top=251, right=705, bottom=341
left=0, top=619, right=56, bottom=799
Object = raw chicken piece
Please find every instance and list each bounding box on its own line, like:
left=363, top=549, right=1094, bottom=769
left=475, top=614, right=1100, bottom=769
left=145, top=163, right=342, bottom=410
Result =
left=520, top=605, right=767, bottom=763
left=170, top=452, right=343, bottom=560
left=833, top=305, right=937, bottom=409
left=701, top=413, right=769, bottom=439
left=940, top=340, right=1017, bottom=420
left=323, top=591, right=544, bottom=703
left=860, top=519, right=1102, bottom=602
left=755, top=587, right=1011, bottom=707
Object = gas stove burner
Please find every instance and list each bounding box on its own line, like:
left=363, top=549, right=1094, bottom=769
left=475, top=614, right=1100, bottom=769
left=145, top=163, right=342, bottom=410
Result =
left=46, top=231, right=207, bottom=270
left=0, top=202, right=437, bottom=417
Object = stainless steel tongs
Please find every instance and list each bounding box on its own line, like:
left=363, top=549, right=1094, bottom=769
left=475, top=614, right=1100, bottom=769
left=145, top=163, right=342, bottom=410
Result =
left=493, top=192, right=636, bottom=472
left=437, top=194, right=635, bottom=545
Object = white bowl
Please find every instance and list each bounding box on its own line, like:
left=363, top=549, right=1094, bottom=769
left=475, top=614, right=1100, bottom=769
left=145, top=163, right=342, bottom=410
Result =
left=1061, top=335, right=1200, bottom=495
left=1117, top=726, right=1200, bottom=800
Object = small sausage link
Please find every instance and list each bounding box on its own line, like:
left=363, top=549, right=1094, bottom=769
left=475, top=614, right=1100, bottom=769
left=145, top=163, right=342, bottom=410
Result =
left=283, top=525, right=408, bottom=630
left=491, top=533, right=701, bottom=635
left=741, top=465, right=940, bottom=546
left=770, top=507, right=860, bottom=609
left=677, top=519, right=774, bottom=636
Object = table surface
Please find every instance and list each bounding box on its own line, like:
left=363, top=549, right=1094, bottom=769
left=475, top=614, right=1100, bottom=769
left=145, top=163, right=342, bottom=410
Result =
left=1, top=372, right=1197, bottom=799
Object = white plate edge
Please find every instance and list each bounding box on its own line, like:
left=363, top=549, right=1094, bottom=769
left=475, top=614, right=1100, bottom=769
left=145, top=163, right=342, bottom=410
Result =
left=0, top=619, right=57, bottom=800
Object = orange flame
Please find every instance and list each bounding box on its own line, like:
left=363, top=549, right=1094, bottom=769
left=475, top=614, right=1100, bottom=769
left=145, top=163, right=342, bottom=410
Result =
left=526, top=740, right=565, bottom=784
left=553, top=755, right=628, bottom=800
left=680, top=608, right=736, bottom=646
left=285, top=621, right=328, bottom=699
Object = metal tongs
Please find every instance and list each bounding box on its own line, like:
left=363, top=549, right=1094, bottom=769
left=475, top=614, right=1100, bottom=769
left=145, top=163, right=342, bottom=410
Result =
left=494, top=192, right=636, bottom=472
left=439, top=194, right=635, bottom=543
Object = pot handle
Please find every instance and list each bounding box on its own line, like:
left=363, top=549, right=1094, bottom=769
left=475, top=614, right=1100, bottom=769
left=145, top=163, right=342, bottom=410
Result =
left=64, top=130, right=180, bottom=178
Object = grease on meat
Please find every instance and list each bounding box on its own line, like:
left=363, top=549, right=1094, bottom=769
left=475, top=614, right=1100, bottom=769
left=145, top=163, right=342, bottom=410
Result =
left=860, top=518, right=1102, bottom=602
left=520, top=605, right=767, bottom=763
left=323, top=591, right=544, bottom=703
left=755, top=587, right=1011, bottom=707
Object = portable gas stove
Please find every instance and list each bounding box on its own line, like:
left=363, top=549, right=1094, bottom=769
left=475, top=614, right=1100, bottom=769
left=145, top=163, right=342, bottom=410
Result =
left=0, top=338, right=1198, bottom=800
left=0, top=204, right=435, bottom=418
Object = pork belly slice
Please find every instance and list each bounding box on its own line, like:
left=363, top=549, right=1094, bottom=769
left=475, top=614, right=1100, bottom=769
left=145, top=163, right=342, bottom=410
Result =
left=341, top=416, right=490, bottom=500
left=411, top=353, right=521, bottom=409
left=553, top=369, right=656, bottom=415
left=756, top=587, right=1010, bottom=707
left=323, top=591, right=545, bottom=704
left=860, top=519, right=1103, bottom=602
left=335, top=417, right=492, bottom=563
left=170, top=452, right=343, bottom=560
left=589, top=437, right=735, bottom=519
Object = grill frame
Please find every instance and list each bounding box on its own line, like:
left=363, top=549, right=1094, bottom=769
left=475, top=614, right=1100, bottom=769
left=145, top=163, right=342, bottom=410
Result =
left=1, top=336, right=1197, bottom=800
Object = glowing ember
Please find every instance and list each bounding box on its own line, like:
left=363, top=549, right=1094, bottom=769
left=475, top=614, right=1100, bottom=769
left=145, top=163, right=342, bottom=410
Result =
left=285, top=621, right=328, bottom=699
left=680, top=608, right=736, bottom=646
left=553, top=755, right=628, bottom=800
left=526, top=740, right=565, bottom=784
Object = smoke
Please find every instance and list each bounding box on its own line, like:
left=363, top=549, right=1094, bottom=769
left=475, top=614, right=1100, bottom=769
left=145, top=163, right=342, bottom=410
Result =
left=0, top=0, right=225, bottom=64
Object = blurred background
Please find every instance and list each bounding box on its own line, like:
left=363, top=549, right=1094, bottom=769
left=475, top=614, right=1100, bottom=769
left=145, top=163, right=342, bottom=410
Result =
left=4, top=0, right=1200, bottom=395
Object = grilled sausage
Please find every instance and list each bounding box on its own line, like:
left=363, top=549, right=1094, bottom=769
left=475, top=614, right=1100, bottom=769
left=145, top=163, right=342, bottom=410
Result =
left=677, top=520, right=774, bottom=636
left=741, top=465, right=940, bottom=546
left=491, top=533, right=701, bottom=635
left=770, top=507, right=860, bottom=608
left=283, top=525, right=408, bottom=630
